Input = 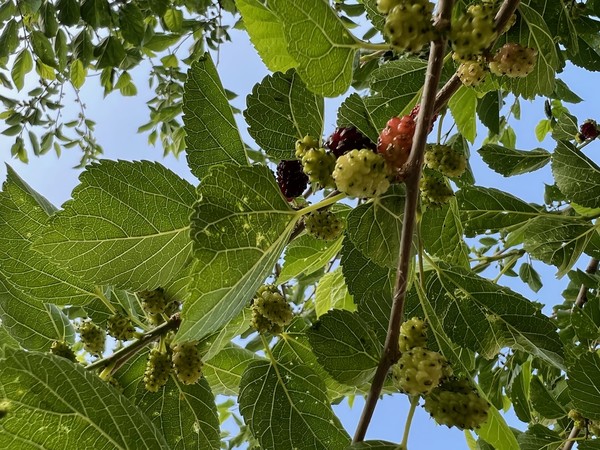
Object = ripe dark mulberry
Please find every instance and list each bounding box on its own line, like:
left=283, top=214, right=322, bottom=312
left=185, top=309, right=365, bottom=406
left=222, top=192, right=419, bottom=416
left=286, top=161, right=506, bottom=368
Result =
left=578, top=120, right=599, bottom=142
left=277, top=160, right=309, bottom=199
left=325, top=126, right=375, bottom=158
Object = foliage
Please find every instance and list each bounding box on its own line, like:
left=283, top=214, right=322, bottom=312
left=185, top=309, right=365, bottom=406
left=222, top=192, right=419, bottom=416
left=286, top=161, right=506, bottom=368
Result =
left=2, top=0, right=600, bottom=449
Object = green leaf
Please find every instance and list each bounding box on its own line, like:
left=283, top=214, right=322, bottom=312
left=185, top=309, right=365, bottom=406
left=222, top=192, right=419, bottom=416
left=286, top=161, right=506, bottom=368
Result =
left=552, top=140, right=600, bottom=209
left=70, top=58, right=87, bottom=89
left=197, top=308, right=252, bottom=362
left=478, top=145, right=551, bottom=177
left=119, top=3, right=144, bottom=45
left=177, top=164, right=297, bottom=342
left=421, top=199, right=470, bottom=268
left=529, top=376, right=567, bottom=420
left=517, top=424, right=562, bottom=450
left=55, top=29, right=68, bottom=71
left=56, top=0, right=80, bottom=26
left=457, top=186, right=542, bottom=236
left=507, top=360, right=532, bottom=422
left=95, top=36, right=126, bottom=69
left=269, top=0, right=357, bottom=96
left=0, top=349, right=169, bottom=449
left=162, top=8, right=183, bottom=32
left=346, top=185, right=405, bottom=268
left=519, top=262, right=543, bottom=293
left=0, top=275, right=74, bottom=351
left=203, top=343, right=262, bottom=396
left=572, top=297, right=600, bottom=340
left=307, top=310, right=379, bottom=386
left=476, top=408, right=520, bottom=450
left=239, top=359, right=351, bottom=450
left=518, top=216, right=600, bottom=277
left=346, top=441, right=399, bottom=449
left=277, top=234, right=344, bottom=285
left=552, top=112, right=578, bottom=142
left=0, top=19, right=19, bottom=59
left=235, top=0, right=296, bottom=72
left=428, top=262, right=565, bottom=369
left=314, top=268, right=356, bottom=318
left=144, top=33, right=182, bottom=52
left=337, top=93, right=380, bottom=143
left=80, top=0, right=111, bottom=28
left=0, top=166, right=95, bottom=304
left=568, top=352, right=600, bottom=420
left=34, top=160, right=195, bottom=291
left=502, top=4, right=558, bottom=98
left=30, top=30, right=57, bottom=68
left=477, top=91, right=500, bottom=135
left=244, top=70, right=324, bottom=159
left=183, top=54, right=247, bottom=179
left=136, top=376, right=220, bottom=449
left=535, top=119, right=552, bottom=142
left=11, top=49, right=33, bottom=91
left=449, top=85, right=477, bottom=143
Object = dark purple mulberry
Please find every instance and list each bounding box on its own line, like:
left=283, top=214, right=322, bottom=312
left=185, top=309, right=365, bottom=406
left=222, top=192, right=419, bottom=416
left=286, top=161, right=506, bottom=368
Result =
left=276, top=160, right=309, bottom=200
left=325, top=126, right=375, bottom=158
left=579, top=120, right=599, bottom=141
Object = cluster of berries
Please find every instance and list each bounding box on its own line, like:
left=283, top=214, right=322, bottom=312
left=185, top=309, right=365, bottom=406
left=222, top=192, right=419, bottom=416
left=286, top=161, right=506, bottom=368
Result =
left=143, top=341, right=203, bottom=392
left=392, top=317, right=489, bottom=430
left=377, top=0, right=435, bottom=54
left=250, top=285, right=294, bottom=334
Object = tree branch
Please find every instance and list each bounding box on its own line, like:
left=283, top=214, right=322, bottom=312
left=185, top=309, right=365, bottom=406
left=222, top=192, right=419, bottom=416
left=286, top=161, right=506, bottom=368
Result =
left=85, top=313, right=181, bottom=372
left=352, top=0, right=453, bottom=441
left=561, top=426, right=581, bottom=450
left=575, top=258, right=599, bottom=308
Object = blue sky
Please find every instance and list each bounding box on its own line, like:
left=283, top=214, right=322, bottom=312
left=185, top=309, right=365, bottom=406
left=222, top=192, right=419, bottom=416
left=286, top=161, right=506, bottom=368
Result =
left=1, top=18, right=599, bottom=450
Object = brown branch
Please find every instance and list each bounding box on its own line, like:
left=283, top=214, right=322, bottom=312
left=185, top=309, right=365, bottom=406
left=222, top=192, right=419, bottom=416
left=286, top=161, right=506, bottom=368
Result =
left=575, top=258, right=599, bottom=308
left=352, top=0, right=454, bottom=441
left=433, top=0, right=523, bottom=115
left=561, top=426, right=581, bottom=450
left=85, top=313, right=181, bottom=372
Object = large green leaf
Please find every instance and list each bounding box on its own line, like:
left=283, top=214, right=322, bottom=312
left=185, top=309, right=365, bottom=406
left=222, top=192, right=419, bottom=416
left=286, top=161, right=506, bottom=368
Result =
left=244, top=70, right=324, bottom=160
left=239, top=359, right=351, bottom=450
left=568, top=352, right=600, bottom=421
left=183, top=54, right=247, bottom=178
left=346, top=185, right=405, bottom=268
left=314, top=268, right=356, bottom=318
left=456, top=186, right=542, bottom=236
left=421, top=199, right=470, bottom=268
left=516, top=424, right=562, bottom=450
left=0, top=349, right=169, bottom=449
left=34, top=160, right=195, bottom=291
left=0, top=276, right=74, bottom=352
left=177, top=164, right=298, bottom=343
left=235, top=0, right=296, bottom=72
left=307, top=310, right=380, bottom=386
left=136, top=376, right=220, bottom=450
left=428, top=262, right=564, bottom=369
left=552, top=140, right=600, bottom=209
left=0, top=166, right=95, bottom=305
left=478, top=145, right=551, bottom=177
left=337, top=93, right=380, bottom=143
left=203, top=343, right=262, bottom=396
left=277, top=234, right=344, bottom=285
left=448, top=85, right=477, bottom=143
left=269, top=0, right=358, bottom=96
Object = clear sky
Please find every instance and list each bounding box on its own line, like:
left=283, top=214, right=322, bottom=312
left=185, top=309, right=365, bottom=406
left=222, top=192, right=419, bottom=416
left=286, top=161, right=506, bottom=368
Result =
left=1, top=16, right=599, bottom=450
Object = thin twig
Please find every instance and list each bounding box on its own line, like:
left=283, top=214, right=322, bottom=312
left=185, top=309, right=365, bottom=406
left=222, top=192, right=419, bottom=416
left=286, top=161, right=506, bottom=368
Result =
left=85, top=314, right=181, bottom=372
left=561, top=426, right=581, bottom=450
left=352, top=0, right=453, bottom=441
left=575, top=258, right=599, bottom=308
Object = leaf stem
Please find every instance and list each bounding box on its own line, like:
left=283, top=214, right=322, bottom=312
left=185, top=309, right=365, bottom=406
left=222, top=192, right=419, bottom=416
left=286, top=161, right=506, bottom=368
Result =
left=85, top=313, right=181, bottom=372
left=400, top=396, right=419, bottom=450
left=94, top=286, right=117, bottom=314
left=356, top=41, right=391, bottom=52
left=296, top=192, right=346, bottom=217
left=353, top=0, right=454, bottom=441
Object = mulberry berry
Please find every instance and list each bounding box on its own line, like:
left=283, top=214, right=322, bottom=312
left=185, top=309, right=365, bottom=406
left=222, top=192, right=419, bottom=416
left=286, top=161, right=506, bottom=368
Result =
left=325, top=126, right=375, bottom=158
left=172, top=341, right=203, bottom=385
left=144, top=348, right=172, bottom=392
left=420, top=172, right=454, bottom=206
left=457, top=60, right=487, bottom=87
left=424, top=144, right=467, bottom=178
left=423, top=378, right=490, bottom=429
left=277, top=160, right=309, bottom=199
left=305, top=210, right=344, bottom=241
left=399, top=317, right=428, bottom=352
left=295, top=135, right=320, bottom=159
left=392, top=348, right=449, bottom=395
left=301, top=147, right=336, bottom=188
left=107, top=313, right=136, bottom=341
left=333, top=149, right=390, bottom=198
left=251, top=285, right=293, bottom=334
left=377, top=0, right=401, bottom=14
left=451, top=4, right=497, bottom=61
left=139, top=287, right=167, bottom=315
left=489, top=43, right=537, bottom=78
left=377, top=115, right=416, bottom=168
left=577, top=120, right=599, bottom=142
left=50, top=340, right=77, bottom=362
left=78, top=321, right=105, bottom=356
left=409, top=104, right=438, bottom=134
left=384, top=0, right=435, bottom=54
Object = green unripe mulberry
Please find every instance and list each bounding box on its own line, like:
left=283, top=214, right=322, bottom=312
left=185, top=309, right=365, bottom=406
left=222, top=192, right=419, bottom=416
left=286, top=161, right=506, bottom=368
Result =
left=424, top=144, right=467, bottom=178
left=305, top=210, right=344, bottom=241
left=450, top=4, right=497, bottom=61
left=384, top=0, right=435, bottom=54
left=399, top=317, right=428, bottom=352
left=251, top=285, right=293, bottom=334
left=420, top=172, right=454, bottom=206
left=301, top=147, right=336, bottom=188
left=457, top=60, right=487, bottom=87
left=295, top=135, right=320, bottom=159
left=50, top=340, right=77, bottom=362
left=144, top=348, right=172, bottom=392
left=423, top=378, right=490, bottom=430
left=107, top=313, right=136, bottom=341
left=333, top=149, right=390, bottom=198
left=78, top=321, right=106, bottom=356
left=139, top=287, right=167, bottom=315
left=172, top=341, right=203, bottom=385
left=392, top=348, right=449, bottom=395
